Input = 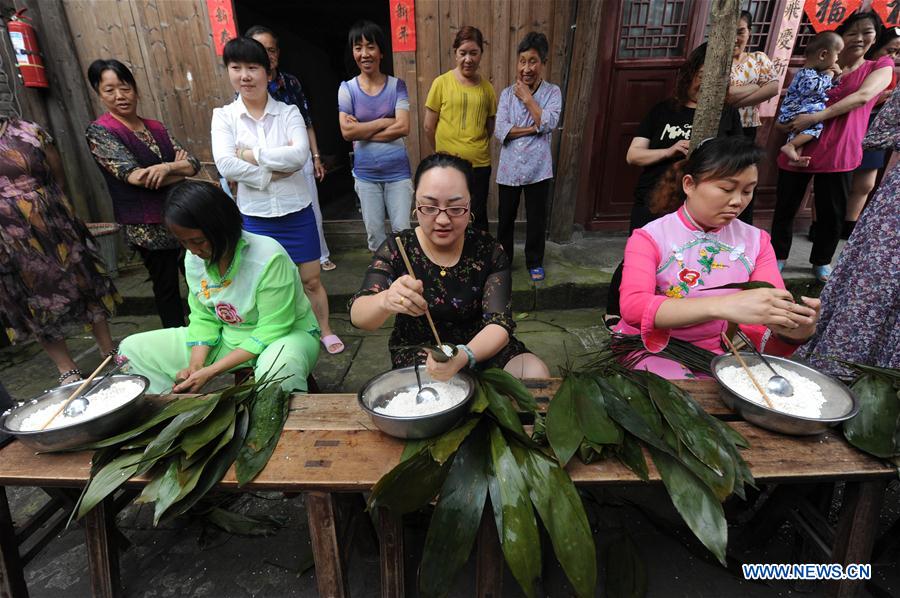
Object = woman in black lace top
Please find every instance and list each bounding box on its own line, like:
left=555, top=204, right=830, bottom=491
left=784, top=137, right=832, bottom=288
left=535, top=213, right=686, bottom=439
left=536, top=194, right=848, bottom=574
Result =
left=349, top=153, right=549, bottom=381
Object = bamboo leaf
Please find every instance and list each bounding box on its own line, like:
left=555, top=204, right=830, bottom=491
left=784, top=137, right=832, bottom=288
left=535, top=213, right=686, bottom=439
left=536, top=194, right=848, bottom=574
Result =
left=236, top=387, right=290, bottom=485
left=510, top=441, right=597, bottom=598
left=76, top=451, right=145, bottom=519
left=419, top=426, right=490, bottom=598
left=181, top=402, right=235, bottom=459
left=662, top=427, right=735, bottom=502
left=649, top=447, right=728, bottom=565
left=139, top=395, right=222, bottom=474
left=205, top=507, right=283, bottom=536
left=602, top=374, right=664, bottom=438
left=480, top=368, right=538, bottom=413
left=488, top=424, right=541, bottom=597
left=430, top=417, right=481, bottom=464
left=605, top=532, right=647, bottom=598
left=844, top=374, right=900, bottom=458
left=470, top=381, right=489, bottom=414
left=578, top=440, right=602, bottom=464
left=135, top=470, right=165, bottom=505
left=368, top=449, right=449, bottom=515
left=484, top=382, right=538, bottom=448
left=546, top=375, right=583, bottom=467
left=615, top=435, right=649, bottom=482
left=575, top=376, right=623, bottom=446
left=400, top=439, right=431, bottom=463
left=152, top=460, right=183, bottom=525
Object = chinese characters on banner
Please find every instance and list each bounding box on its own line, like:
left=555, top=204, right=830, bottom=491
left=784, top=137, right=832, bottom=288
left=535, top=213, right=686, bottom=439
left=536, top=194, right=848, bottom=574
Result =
left=206, top=0, right=237, bottom=56
left=873, top=0, right=900, bottom=26
left=390, top=0, right=416, bottom=52
left=759, top=0, right=805, bottom=117
left=804, top=0, right=862, bottom=32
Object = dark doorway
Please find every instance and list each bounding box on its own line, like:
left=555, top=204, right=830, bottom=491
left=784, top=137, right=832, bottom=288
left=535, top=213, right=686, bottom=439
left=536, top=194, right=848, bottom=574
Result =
left=234, top=0, right=394, bottom=221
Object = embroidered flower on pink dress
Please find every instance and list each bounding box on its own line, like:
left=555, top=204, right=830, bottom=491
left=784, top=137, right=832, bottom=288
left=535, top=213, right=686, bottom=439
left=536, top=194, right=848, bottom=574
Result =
left=215, top=302, right=243, bottom=324
left=678, top=268, right=701, bottom=287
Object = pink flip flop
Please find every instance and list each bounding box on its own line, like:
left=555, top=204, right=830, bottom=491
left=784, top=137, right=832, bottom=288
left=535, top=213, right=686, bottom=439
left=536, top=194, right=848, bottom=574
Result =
left=321, top=334, right=345, bottom=355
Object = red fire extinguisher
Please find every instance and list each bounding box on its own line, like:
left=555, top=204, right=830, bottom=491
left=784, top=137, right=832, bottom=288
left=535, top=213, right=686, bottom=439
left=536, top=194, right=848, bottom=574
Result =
left=7, top=9, right=48, bottom=88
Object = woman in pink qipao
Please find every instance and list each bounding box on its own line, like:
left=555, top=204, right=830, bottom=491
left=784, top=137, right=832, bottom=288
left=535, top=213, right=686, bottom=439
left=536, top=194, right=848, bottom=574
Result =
left=614, top=136, right=821, bottom=378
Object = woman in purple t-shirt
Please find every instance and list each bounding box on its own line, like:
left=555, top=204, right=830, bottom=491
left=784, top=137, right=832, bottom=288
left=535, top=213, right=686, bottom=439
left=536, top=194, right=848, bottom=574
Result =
left=338, top=21, right=413, bottom=253
left=770, top=11, right=892, bottom=282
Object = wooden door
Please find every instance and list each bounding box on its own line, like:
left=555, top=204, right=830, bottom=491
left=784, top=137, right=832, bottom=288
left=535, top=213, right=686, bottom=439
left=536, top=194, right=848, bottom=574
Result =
left=579, top=0, right=784, bottom=230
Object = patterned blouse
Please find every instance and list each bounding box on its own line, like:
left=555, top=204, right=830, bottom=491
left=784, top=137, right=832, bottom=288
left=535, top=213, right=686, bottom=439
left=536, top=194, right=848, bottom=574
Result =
left=86, top=123, right=200, bottom=250
left=730, top=51, right=778, bottom=128
left=349, top=227, right=527, bottom=369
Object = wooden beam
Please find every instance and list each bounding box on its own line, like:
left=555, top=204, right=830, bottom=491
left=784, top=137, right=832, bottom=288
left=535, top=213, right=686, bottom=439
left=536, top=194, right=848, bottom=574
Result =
left=548, top=0, right=602, bottom=242
left=0, top=487, right=28, bottom=598
left=82, top=497, right=121, bottom=598
left=306, top=491, right=347, bottom=598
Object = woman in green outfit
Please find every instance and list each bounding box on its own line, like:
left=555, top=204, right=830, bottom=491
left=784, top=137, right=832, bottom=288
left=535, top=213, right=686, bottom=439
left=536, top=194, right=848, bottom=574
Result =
left=118, top=180, right=320, bottom=394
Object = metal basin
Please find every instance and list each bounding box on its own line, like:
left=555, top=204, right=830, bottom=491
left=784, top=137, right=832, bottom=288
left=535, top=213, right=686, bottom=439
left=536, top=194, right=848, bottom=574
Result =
left=711, top=354, right=858, bottom=436
left=0, top=374, right=150, bottom=451
left=358, top=367, right=476, bottom=439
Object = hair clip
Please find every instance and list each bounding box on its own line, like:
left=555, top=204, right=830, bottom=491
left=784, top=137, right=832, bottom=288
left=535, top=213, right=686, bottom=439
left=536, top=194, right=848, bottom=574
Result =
left=696, top=136, right=716, bottom=148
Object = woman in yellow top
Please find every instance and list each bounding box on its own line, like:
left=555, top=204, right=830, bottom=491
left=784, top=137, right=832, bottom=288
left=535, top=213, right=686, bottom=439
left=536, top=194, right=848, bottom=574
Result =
left=424, top=25, right=497, bottom=232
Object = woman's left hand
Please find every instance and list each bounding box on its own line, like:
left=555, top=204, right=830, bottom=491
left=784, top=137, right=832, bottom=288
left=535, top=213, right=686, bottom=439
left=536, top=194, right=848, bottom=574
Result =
left=768, top=296, right=821, bottom=342
left=313, top=156, right=326, bottom=181
left=142, top=163, right=171, bottom=189
left=788, top=113, right=821, bottom=133
left=173, top=366, right=216, bottom=393
left=426, top=350, right=467, bottom=382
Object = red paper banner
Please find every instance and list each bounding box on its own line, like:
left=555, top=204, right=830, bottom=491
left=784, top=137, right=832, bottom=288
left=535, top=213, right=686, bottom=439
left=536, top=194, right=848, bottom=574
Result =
left=804, top=0, right=863, bottom=32
left=873, top=0, right=900, bottom=27
left=389, top=0, right=416, bottom=52
left=206, top=0, right=238, bottom=56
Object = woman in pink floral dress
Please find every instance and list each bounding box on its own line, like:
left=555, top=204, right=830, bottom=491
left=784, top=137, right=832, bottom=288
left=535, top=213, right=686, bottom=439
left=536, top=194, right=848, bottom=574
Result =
left=0, top=117, right=120, bottom=386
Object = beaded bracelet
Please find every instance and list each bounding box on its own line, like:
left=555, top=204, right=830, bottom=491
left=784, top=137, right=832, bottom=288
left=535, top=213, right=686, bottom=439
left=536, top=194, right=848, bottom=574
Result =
left=456, top=344, right=476, bottom=369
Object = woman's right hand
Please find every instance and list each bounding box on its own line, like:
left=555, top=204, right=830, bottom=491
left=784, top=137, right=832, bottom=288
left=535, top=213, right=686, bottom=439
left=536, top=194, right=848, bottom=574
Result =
left=667, top=139, right=690, bottom=159
left=141, top=163, right=171, bottom=189
left=715, top=288, right=817, bottom=329
left=380, top=274, right=427, bottom=316
left=175, top=363, right=203, bottom=386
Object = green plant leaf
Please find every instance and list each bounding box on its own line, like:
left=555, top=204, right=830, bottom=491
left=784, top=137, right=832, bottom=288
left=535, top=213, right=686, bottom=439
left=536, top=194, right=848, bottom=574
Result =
left=649, top=447, right=728, bottom=566
left=152, top=460, right=183, bottom=525
left=605, top=532, right=647, bottom=598
left=661, top=427, right=735, bottom=503
left=510, top=441, right=597, bottom=598
left=575, top=376, right=623, bottom=446
left=844, top=373, right=900, bottom=458
left=368, top=449, right=449, bottom=515
left=76, top=451, right=146, bottom=518
left=181, top=402, right=235, bottom=459
left=419, top=425, right=490, bottom=598
left=470, top=381, right=489, bottom=414
left=430, top=417, right=481, bottom=464
left=546, top=375, right=582, bottom=466
left=205, top=507, right=283, bottom=536
left=135, top=469, right=165, bottom=505
left=236, top=387, right=290, bottom=485
left=602, top=373, right=664, bottom=438
left=488, top=425, right=541, bottom=597
left=578, top=440, right=602, bottom=464
left=480, top=368, right=538, bottom=413
left=615, top=435, right=649, bottom=482
left=484, top=381, right=535, bottom=446
left=645, top=373, right=727, bottom=477
left=139, top=395, right=222, bottom=474
left=400, top=439, right=431, bottom=463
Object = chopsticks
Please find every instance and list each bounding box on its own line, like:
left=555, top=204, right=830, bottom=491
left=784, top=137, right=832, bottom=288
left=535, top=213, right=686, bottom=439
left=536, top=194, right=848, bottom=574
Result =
left=394, top=236, right=443, bottom=347
left=720, top=332, right=775, bottom=409
left=41, top=354, right=114, bottom=430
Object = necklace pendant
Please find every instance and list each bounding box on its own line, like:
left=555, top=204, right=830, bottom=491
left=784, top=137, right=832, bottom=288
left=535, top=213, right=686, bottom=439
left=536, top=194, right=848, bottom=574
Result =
left=440, top=268, right=447, bottom=277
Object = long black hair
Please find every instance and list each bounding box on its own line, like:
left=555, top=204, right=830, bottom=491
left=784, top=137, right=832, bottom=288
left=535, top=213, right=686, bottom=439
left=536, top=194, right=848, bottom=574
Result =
left=866, top=25, right=900, bottom=59
left=87, top=59, right=137, bottom=93
left=413, top=153, right=474, bottom=194
left=673, top=43, right=706, bottom=106
left=164, top=181, right=243, bottom=264
left=649, top=136, right=764, bottom=215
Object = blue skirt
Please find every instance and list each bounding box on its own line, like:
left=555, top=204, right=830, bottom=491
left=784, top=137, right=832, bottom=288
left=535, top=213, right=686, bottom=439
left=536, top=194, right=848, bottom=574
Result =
left=242, top=206, right=320, bottom=264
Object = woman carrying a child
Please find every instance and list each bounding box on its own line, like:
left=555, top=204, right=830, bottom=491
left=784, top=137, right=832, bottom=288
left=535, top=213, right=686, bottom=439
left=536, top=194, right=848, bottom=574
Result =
left=770, top=10, right=893, bottom=283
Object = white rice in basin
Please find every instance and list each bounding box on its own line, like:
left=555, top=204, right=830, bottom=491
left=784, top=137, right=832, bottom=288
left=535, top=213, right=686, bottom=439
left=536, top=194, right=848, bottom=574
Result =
left=374, top=381, right=468, bottom=417
left=718, top=363, right=827, bottom=418
left=15, top=380, right=144, bottom=431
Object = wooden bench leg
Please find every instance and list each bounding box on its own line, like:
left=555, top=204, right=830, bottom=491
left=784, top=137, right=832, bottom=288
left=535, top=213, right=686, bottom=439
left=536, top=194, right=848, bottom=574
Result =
left=475, top=506, right=503, bottom=598
left=0, top=487, right=28, bottom=598
left=83, top=497, right=121, bottom=598
left=827, top=480, right=886, bottom=598
left=377, top=507, right=404, bottom=598
left=306, top=492, right=347, bottom=598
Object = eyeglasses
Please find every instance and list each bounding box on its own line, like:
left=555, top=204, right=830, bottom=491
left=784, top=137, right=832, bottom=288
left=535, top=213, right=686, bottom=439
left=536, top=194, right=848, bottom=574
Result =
left=415, top=204, right=470, bottom=218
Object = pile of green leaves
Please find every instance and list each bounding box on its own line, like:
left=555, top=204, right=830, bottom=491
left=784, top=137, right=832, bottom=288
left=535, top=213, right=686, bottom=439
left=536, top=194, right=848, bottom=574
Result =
left=842, top=362, right=900, bottom=471
left=368, top=368, right=597, bottom=598
left=67, top=375, right=290, bottom=525
left=546, top=369, right=754, bottom=566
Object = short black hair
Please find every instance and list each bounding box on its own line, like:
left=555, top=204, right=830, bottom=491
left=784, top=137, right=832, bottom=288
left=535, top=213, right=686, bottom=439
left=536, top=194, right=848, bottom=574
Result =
left=805, top=31, right=843, bottom=57
left=835, top=10, right=883, bottom=38
left=245, top=25, right=277, bottom=45
left=222, top=37, right=271, bottom=73
left=87, top=59, right=137, bottom=93
left=348, top=20, right=386, bottom=53
left=517, top=31, right=549, bottom=62
left=164, top=181, right=243, bottom=265
left=739, top=10, right=753, bottom=29
left=867, top=26, right=900, bottom=59
left=413, top=153, right=474, bottom=194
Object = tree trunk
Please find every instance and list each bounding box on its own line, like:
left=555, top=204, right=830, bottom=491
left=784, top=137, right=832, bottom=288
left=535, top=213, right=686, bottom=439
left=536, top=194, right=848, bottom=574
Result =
left=690, top=0, right=741, bottom=153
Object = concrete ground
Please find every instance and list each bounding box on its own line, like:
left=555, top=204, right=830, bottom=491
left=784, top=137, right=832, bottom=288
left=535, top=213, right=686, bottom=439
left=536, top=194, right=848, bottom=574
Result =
left=2, top=232, right=897, bottom=597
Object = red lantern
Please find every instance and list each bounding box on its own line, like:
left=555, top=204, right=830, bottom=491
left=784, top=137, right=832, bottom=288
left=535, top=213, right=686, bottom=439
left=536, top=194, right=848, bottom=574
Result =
left=804, top=0, right=864, bottom=32
left=6, top=9, right=48, bottom=88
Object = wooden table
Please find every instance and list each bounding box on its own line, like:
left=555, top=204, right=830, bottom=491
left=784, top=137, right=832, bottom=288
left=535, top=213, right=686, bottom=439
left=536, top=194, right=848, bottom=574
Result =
left=0, top=380, right=892, bottom=597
